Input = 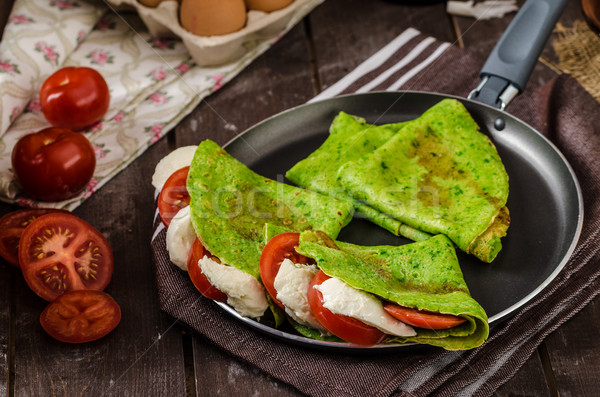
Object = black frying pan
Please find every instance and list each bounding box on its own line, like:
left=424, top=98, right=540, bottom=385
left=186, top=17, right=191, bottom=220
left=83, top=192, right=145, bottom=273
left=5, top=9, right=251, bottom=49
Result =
left=215, top=0, right=583, bottom=350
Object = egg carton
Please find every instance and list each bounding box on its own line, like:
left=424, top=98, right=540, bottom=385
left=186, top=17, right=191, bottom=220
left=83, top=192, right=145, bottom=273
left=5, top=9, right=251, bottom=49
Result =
left=106, top=0, right=325, bottom=66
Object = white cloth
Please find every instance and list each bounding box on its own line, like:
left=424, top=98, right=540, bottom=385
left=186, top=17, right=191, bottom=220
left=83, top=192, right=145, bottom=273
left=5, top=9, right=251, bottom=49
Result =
left=0, top=0, right=322, bottom=210
left=446, top=0, right=518, bottom=20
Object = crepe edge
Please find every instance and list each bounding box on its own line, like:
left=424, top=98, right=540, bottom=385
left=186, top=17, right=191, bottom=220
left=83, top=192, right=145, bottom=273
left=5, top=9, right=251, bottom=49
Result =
left=467, top=206, right=511, bottom=263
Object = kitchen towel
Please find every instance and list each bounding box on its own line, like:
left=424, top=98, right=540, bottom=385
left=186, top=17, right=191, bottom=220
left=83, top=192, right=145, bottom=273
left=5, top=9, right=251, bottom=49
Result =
left=151, top=28, right=600, bottom=396
left=0, top=0, right=322, bottom=210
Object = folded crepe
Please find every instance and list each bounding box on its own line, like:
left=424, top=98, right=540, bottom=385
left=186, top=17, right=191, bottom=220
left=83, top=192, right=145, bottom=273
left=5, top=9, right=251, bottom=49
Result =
left=186, top=140, right=355, bottom=279
left=337, top=99, right=510, bottom=262
left=285, top=112, right=430, bottom=242
left=297, top=230, right=489, bottom=350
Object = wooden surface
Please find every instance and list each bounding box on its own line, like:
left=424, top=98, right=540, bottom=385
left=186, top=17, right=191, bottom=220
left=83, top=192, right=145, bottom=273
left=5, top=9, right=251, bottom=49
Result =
left=1, top=0, right=599, bottom=396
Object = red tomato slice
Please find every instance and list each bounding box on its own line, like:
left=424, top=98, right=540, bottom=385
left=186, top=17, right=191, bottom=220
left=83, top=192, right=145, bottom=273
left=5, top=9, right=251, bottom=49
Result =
left=259, top=232, right=315, bottom=309
left=0, top=209, right=69, bottom=267
left=186, top=237, right=227, bottom=302
left=40, top=289, right=121, bottom=343
left=158, top=166, right=190, bottom=227
left=19, top=212, right=114, bottom=301
left=307, top=270, right=385, bottom=346
left=383, top=303, right=467, bottom=330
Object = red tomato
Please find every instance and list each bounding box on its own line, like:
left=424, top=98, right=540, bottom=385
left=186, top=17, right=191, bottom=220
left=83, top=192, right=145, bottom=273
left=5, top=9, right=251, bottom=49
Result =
left=259, top=232, right=315, bottom=309
left=307, top=270, right=385, bottom=346
left=0, top=209, right=69, bottom=267
left=19, top=212, right=113, bottom=301
left=40, top=289, right=121, bottom=343
left=11, top=127, right=96, bottom=201
left=39, top=66, right=110, bottom=131
left=383, top=303, right=467, bottom=330
left=158, top=166, right=190, bottom=227
left=186, top=237, right=227, bottom=302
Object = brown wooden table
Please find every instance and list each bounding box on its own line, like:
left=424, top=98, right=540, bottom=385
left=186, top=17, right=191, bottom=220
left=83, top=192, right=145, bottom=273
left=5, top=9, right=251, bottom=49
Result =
left=1, top=0, right=599, bottom=395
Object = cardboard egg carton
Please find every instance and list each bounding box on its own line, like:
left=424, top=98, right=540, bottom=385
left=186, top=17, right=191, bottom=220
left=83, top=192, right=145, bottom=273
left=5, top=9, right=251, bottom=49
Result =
left=107, top=0, right=325, bottom=66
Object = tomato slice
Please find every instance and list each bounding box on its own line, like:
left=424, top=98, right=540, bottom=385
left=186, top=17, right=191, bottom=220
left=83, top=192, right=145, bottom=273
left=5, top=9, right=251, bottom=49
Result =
left=40, top=289, right=121, bottom=343
left=383, top=303, right=467, bottom=330
left=0, top=209, right=69, bottom=267
left=186, top=237, right=227, bottom=302
left=158, top=166, right=190, bottom=227
left=307, top=270, right=385, bottom=346
left=259, top=232, right=315, bottom=309
left=19, top=212, right=114, bottom=301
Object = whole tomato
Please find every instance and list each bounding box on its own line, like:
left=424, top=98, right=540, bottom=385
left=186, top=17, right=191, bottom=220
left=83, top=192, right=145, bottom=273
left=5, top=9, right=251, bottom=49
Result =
left=11, top=127, right=96, bottom=201
left=39, top=67, right=110, bottom=131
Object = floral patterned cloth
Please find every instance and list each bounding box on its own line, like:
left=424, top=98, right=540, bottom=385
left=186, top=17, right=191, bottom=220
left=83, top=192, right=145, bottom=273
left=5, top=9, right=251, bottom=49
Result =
left=0, top=0, right=320, bottom=210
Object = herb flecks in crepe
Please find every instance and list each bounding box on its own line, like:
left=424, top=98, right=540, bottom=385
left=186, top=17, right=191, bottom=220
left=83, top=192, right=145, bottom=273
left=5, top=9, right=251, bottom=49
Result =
left=285, top=111, right=429, bottom=241
left=186, top=140, right=354, bottom=279
left=337, top=99, right=510, bottom=262
left=298, top=230, right=489, bottom=350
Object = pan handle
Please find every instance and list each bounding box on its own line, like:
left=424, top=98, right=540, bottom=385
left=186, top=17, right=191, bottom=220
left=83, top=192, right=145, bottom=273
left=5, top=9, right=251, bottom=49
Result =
left=468, top=0, right=569, bottom=110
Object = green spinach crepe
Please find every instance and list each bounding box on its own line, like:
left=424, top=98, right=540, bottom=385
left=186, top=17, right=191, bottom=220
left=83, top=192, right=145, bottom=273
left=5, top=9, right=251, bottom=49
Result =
left=186, top=140, right=354, bottom=279
left=297, top=230, right=489, bottom=350
left=337, top=99, right=510, bottom=262
left=285, top=112, right=430, bottom=242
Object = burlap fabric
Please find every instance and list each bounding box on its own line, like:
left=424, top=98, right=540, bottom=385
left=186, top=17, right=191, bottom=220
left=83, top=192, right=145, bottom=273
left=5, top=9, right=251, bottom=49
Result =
left=554, top=20, right=600, bottom=101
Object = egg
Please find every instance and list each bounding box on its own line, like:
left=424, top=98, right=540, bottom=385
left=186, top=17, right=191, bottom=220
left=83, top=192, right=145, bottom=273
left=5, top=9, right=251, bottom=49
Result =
left=180, top=0, right=247, bottom=36
left=246, top=0, right=294, bottom=12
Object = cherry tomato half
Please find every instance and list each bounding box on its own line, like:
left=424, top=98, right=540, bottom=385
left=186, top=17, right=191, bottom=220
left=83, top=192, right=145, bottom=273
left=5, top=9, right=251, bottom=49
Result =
left=307, top=270, right=385, bottom=346
left=40, top=289, right=121, bottom=343
left=186, top=237, right=227, bottom=302
left=40, top=66, right=110, bottom=131
left=383, top=303, right=467, bottom=330
left=158, top=166, right=190, bottom=227
left=0, top=209, right=69, bottom=267
left=19, top=212, right=113, bottom=301
left=259, top=232, right=315, bottom=309
left=11, top=127, right=96, bottom=201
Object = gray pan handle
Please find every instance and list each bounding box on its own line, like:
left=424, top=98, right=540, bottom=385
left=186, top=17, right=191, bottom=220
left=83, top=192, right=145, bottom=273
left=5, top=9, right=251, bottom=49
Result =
left=468, top=0, right=570, bottom=109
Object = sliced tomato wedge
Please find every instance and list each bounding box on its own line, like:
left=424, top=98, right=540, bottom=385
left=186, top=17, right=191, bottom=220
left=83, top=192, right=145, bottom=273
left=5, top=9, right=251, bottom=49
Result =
left=158, top=166, right=190, bottom=227
left=259, top=232, right=315, bottom=309
left=19, top=212, right=114, bottom=301
left=40, top=289, right=121, bottom=343
left=307, top=270, right=385, bottom=346
left=0, top=208, right=68, bottom=267
left=186, top=237, right=227, bottom=302
left=383, top=303, right=467, bottom=330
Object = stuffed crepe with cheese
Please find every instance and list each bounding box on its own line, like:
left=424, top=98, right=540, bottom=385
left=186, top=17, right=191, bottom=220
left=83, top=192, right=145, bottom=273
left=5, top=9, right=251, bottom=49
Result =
left=296, top=229, right=489, bottom=350
left=186, top=139, right=355, bottom=280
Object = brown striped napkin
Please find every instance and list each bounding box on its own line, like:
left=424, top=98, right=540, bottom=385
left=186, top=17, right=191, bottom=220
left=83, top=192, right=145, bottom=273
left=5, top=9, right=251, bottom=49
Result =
left=151, top=29, right=600, bottom=396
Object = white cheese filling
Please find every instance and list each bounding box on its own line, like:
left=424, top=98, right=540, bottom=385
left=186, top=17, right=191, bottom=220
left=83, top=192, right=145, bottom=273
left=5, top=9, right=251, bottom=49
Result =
left=273, top=259, right=328, bottom=333
left=165, top=206, right=195, bottom=271
left=151, top=145, right=198, bottom=190
left=314, top=277, right=416, bottom=337
left=199, top=256, right=268, bottom=319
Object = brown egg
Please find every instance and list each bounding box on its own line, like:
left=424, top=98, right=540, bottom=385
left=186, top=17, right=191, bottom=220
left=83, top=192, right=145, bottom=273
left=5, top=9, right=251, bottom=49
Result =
left=246, top=0, right=293, bottom=12
left=138, top=0, right=175, bottom=7
left=180, top=0, right=247, bottom=36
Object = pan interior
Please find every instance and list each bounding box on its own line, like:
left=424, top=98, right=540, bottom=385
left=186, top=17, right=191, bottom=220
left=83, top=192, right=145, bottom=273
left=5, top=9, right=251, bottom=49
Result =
left=223, top=91, right=582, bottom=346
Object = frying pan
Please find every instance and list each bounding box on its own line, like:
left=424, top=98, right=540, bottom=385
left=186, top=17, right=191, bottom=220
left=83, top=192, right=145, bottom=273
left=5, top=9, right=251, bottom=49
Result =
left=214, top=0, right=583, bottom=351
